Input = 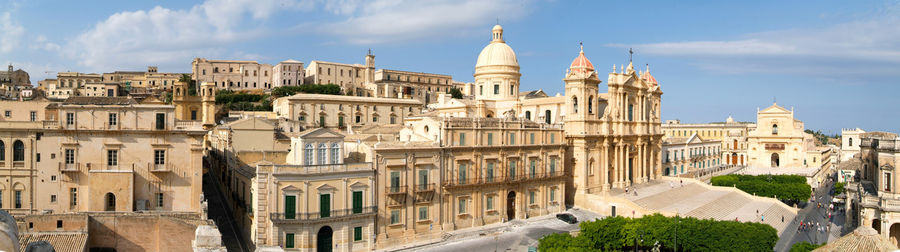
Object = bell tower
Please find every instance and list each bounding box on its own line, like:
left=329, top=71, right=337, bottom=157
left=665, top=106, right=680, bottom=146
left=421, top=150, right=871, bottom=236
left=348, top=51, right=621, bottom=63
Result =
left=200, top=81, right=216, bottom=127
left=364, top=49, right=375, bottom=84
left=564, top=45, right=601, bottom=135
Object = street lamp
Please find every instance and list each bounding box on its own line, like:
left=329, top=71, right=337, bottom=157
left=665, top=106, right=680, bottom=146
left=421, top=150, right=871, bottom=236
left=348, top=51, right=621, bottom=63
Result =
left=634, top=230, right=645, bottom=252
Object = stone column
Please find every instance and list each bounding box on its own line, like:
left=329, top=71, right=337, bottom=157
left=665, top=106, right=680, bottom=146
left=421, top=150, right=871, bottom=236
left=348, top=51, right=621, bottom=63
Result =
left=602, top=140, right=609, bottom=190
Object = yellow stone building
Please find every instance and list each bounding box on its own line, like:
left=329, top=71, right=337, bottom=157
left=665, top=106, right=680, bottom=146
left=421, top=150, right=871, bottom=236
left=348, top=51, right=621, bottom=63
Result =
left=747, top=103, right=809, bottom=168
left=272, top=93, right=422, bottom=130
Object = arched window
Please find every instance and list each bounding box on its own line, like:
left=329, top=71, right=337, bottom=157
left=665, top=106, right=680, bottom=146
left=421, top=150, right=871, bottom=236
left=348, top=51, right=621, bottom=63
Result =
left=318, top=144, right=327, bottom=165
left=588, top=96, right=594, bottom=114
left=849, top=138, right=853, bottom=146
left=12, top=140, right=24, bottom=162
left=572, top=97, right=578, bottom=113
left=545, top=110, right=552, bottom=124
left=331, top=143, right=340, bottom=164
left=525, top=111, right=531, bottom=120
left=772, top=124, right=778, bottom=135
left=105, top=192, right=116, bottom=211
left=0, top=140, right=4, bottom=161
left=304, top=144, right=314, bottom=165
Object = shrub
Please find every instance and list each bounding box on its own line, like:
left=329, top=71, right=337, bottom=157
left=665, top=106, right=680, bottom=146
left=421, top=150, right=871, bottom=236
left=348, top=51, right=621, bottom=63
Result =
left=272, top=84, right=342, bottom=97
left=449, top=87, right=463, bottom=99
left=834, top=182, right=845, bottom=195
left=711, top=174, right=811, bottom=202
left=539, top=214, right=778, bottom=251
left=789, top=241, right=823, bottom=252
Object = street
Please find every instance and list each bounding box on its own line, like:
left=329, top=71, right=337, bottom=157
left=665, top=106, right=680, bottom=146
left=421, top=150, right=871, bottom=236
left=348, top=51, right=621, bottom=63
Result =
left=774, top=175, right=844, bottom=252
left=399, top=208, right=603, bottom=252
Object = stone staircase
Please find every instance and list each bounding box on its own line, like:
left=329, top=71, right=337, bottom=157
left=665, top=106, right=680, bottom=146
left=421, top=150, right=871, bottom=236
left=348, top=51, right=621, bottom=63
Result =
left=613, top=178, right=798, bottom=235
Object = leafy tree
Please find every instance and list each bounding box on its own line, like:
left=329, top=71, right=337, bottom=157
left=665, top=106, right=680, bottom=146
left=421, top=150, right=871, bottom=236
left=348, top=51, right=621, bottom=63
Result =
left=789, top=242, right=823, bottom=252
left=272, top=84, right=342, bottom=97
left=711, top=174, right=811, bottom=203
left=834, top=182, right=845, bottom=195
left=449, top=87, right=463, bottom=99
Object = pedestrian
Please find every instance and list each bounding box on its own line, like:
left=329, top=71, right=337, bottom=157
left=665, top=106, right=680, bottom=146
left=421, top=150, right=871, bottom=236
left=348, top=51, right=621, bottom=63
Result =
left=782, top=215, right=784, bottom=222
left=761, top=215, right=764, bottom=222
left=680, top=180, right=683, bottom=187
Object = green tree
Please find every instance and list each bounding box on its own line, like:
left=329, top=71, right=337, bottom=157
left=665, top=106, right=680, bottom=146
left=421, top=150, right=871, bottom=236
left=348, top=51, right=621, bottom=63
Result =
left=449, top=87, right=463, bottom=99
left=789, top=242, right=823, bottom=252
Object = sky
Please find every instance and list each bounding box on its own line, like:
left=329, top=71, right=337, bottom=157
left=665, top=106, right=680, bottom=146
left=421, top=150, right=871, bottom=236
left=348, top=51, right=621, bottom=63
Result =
left=1, top=0, right=899, bottom=135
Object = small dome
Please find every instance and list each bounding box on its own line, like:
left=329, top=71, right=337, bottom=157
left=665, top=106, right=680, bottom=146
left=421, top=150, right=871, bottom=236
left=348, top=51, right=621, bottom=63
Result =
left=476, top=25, right=518, bottom=69
left=726, top=116, right=734, bottom=123
left=641, top=65, right=658, bottom=84
left=569, top=45, right=594, bottom=74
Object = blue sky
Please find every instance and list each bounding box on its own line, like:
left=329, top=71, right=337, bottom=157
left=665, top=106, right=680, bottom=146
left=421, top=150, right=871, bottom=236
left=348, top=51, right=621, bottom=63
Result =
left=2, top=0, right=899, bottom=134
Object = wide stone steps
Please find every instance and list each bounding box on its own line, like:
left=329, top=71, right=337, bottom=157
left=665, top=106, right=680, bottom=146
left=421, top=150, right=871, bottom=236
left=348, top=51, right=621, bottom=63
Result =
left=685, top=192, right=748, bottom=220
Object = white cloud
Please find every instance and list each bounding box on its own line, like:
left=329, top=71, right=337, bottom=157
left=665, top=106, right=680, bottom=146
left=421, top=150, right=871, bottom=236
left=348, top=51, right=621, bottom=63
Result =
left=616, top=9, right=900, bottom=80
left=316, top=0, right=532, bottom=44
left=0, top=12, right=25, bottom=54
left=65, top=0, right=314, bottom=71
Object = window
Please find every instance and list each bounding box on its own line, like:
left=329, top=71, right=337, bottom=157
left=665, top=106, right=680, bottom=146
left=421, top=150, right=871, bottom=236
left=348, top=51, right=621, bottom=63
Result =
left=70, top=188, right=77, bottom=206
left=0, top=141, right=4, bottom=161
left=390, top=210, right=400, bottom=224
left=304, top=144, right=313, bottom=165
left=418, top=206, right=428, bottom=220
left=154, top=150, right=165, bottom=165
left=155, top=113, right=165, bottom=130
left=319, top=194, right=331, bottom=218
left=418, top=169, right=429, bottom=189
left=107, top=149, right=118, bottom=166
left=354, top=226, right=363, bottom=241
left=530, top=133, right=535, bottom=144
left=479, top=85, right=483, bottom=95
left=529, top=191, right=535, bottom=205
left=355, top=115, right=361, bottom=123
left=36, top=153, right=40, bottom=162
left=849, top=138, right=853, bottom=146
left=191, top=110, right=197, bottom=120
left=486, top=196, right=494, bottom=210
left=509, top=160, right=517, bottom=178
left=30, top=111, right=36, bottom=122
left=550, top=157, right=557, bottom=173
left=66, top=113, right=75, bottom=125
left=459, top=133, right=466, bottom=145
left=373, top=116, right=378, bottom=122
left=351, top=191, right=364, bottom=214
left=530, top=160, right=537, bottom=177
left=14, top=191, right=21, bottom=208
left=458, top=198, right=467, bottom=214
left=13, top=140, right=24, bottom=162
left=486, top=163, right=495, bottom=182
left=550, top=134, right=556, bottom=144
left=772, top=124, right=778, bottom=135
left=588, top=96, right=593, bottom=114
left=487, top=133, right=493, bottom=145
left=628, top=104, right=634, bottom=121
left=525, top=111, right=531, bottom=120
left=157, top=193, right=164, bottom=208
left=3, top=111, right=8, bottom=117
left=51, top=195, right=56, bottom=203
left=550, top=188, right=557, bottom=202
left=284, top=195, right=296, bottom=219
left=509, top=133, right=515, bottom=145
left=318, top=144, right=327, bottom=164
left=572, top=96, right=578, bottom=113
left=458, top=164, right=467, bottom=184
left=390, top=171, right=400, bottom=191
left=493, top=84, right=499, bottom=95
left=285, top=233, right=295, bottom=248
left=331, top=143, right=340, bottom=164
left=64, top=150, right=75, bottom=164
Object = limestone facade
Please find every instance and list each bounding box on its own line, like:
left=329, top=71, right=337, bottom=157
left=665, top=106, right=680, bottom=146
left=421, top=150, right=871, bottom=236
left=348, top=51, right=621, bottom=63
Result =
left=273, top=60, right=305, bottom=88
left=848, top=132, right=900, bottom=246
left=102, top=66, right=187, bottom=90
left=746, top=103, right=808, bottom=168
left=192, top=58, right=275, bottom=90
left=842, top=128, right=866, bottom=161
left=0, top=64, right=30, bottom=88
left=368, top=116, right=566, bottom=248
left=662, top=133, right=722, bottom=176
left=272, top=93, right=422, bottom=130
left=662, top=117, right=754, bottom=166
left=305, top=59, right=371, bottom=96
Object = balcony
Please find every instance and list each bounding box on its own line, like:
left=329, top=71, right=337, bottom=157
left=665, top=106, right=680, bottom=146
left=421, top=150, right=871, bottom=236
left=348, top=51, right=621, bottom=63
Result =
left=270, top=206, right=377, bottom=224
left=174, top=120, right=204, bottom=130
left=269, top=163, right=373, bottom=175
left=59, top=162, right=80, bottom=172
left=150, top=163, right=172, bottom=173
left=386, top=185, right=407, bottom=195
left=414, top=183, right=435, bottom=192
left=442, top=170, right=566, bottom=189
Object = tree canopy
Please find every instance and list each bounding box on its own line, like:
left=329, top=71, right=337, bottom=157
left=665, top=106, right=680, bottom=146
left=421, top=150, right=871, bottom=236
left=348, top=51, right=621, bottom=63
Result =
left=711, top=174, right=811, bottom=203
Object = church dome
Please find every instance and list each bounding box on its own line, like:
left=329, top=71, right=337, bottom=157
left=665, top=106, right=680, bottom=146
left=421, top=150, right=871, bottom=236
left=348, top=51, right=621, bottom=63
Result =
left=475, top=25, right=519, bottom=69
left=569, top=45, right=594, bottom=74
left=641, top=65, right=658, bottom=85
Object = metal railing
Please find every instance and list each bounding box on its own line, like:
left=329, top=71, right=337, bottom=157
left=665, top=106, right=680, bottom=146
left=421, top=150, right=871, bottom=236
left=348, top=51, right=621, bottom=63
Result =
left=414, top=183, right=436, bottom=192
left=59, top=162, right=80, bottom=172
left=442, top=170, right=566, bottom=187
left=270, top=206, right=376, bottom=222
left=386, top=185, right=407, bottom=195
left=269, top=162, right=373, bottom=175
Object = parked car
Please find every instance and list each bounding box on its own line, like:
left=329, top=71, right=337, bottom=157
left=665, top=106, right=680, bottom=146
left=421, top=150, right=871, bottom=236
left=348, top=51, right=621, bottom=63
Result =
left=556, top=213, right=578, bottom=224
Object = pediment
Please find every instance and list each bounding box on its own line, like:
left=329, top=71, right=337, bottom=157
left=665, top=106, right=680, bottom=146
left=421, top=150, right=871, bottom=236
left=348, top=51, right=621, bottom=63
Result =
left=300, top=128, right=344, bottom=139
left=281, top=185, right=302, bottom=192
left=760, top=103, right=791, bottom=114
left=349, top=181, right=369, bottom=190
left=316, top=184, right=337, bottom=192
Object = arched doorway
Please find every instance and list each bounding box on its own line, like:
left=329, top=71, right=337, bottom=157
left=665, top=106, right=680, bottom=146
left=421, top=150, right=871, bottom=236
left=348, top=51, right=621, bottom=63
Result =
left=665, top=168, right=670, bottom=176
left=317, top=226, right=333, bottom=252
left=874, top=219, right=882, bottom=234
left=105, top=193, right=116, bottom=211
left=731, top=153, right=737, bottom=165
left=890, top=223, right=900, bottom=246
left=771, top=153, right=780, bottom=167
left=507, top=191, right=516, bottom=221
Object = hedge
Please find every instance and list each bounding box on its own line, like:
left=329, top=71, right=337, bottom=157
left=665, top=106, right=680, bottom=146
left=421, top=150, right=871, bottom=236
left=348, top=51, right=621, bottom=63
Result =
left=711, top=174, right=811, bottom=202
left=272, top=84, right=342, bottom=97
left=789, top=242, right=823, bottom=252
left=538, top=214, right=778, bottom=252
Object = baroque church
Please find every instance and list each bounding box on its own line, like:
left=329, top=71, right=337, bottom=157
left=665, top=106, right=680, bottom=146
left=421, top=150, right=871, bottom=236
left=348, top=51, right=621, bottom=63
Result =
left=430, top=24, right=664, bottom=204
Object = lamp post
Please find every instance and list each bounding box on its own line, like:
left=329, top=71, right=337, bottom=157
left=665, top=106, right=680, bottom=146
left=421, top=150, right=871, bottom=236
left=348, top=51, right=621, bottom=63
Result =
left=634, top=230, right=645, bottom=252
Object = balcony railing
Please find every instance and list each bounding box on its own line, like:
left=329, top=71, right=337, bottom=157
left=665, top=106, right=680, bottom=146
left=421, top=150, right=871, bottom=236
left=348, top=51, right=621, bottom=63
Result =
left=386, top=185, right=407, bottom=195
left=269, top=163, right=373, bottom=175
left=150, top=163, right=172, bottom=172
left=414, top=183, right=435, bottom=192
left=442, top=170, right=566, bottom=187
left=270, top=206, right=376, bottom=223
left=175, top=120, right=204, bottom=130
left=59, top=162, right=80, bottom=172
